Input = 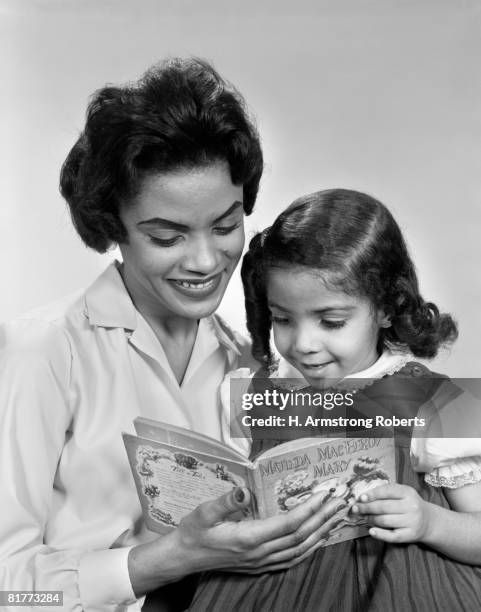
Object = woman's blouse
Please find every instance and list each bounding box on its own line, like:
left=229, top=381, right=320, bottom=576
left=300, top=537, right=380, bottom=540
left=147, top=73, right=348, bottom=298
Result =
left=0, top=262, right=254, bottom=612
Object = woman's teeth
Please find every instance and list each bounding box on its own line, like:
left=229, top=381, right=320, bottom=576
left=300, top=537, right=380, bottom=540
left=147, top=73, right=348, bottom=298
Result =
left=175, top=278, right=216, bottom=290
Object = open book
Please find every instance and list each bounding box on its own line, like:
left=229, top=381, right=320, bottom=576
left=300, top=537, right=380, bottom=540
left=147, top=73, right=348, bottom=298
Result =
left=123, top=418, right=396, bottom=546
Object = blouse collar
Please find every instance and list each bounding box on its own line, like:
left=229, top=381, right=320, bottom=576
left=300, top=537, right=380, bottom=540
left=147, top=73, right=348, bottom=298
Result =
left=84, top=261, right=243, bottom=358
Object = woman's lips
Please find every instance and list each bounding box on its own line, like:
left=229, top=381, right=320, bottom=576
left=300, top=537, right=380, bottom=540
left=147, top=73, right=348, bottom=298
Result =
left=170, top=272, right=223, bottom=299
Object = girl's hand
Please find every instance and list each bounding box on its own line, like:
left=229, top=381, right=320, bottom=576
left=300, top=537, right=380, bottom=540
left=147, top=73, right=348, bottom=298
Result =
left=351, top=483, right=434, bottom=544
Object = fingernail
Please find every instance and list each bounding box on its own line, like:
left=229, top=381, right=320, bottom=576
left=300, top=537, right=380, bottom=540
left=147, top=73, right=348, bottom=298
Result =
left=234, top=487, right=245, bottom=503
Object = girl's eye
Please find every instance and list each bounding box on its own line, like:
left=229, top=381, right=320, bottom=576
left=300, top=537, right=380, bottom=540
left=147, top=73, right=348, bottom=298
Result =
left=148, top=235, right=182, bottom=247
left=214, top=222, right=241, bottom=235
left=272, top=316, right=290, bottom=326
left=322, top=319, right=346, bottom=330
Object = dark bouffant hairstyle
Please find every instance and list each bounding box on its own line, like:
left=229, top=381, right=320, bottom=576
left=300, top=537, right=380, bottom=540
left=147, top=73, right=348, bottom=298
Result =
left=60, top=57, right=263, bottom=252
left=242, top=188, right=458, bottom=367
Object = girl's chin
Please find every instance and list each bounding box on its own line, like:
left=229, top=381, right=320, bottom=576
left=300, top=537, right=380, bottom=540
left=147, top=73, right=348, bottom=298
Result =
left=303, top=372, right=346, bottom=389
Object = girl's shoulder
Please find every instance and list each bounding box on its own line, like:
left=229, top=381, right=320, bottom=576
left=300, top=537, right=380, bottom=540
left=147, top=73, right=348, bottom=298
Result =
left=391, top=360, right=447, bottom=380
left=369, top=360, right=455, bottom=405
left=407, top=364, right=481, bottom=487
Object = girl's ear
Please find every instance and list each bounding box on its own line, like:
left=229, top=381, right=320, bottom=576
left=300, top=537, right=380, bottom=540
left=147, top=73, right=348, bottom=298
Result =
left=378, top=310, right=392, bottom=328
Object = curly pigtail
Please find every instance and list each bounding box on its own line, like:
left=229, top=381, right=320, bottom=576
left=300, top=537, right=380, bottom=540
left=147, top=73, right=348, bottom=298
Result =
left=241, top=232, right=275, bottom=369
left=384, top=274, right=458, bottom=358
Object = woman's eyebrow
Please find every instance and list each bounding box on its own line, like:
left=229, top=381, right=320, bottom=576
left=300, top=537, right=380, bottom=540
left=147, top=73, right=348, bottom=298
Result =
left=212, top=200, right=243, bottom=223
left=136, top=201, right=243, bottom=230
left=137, top=218, right=188, bottom=231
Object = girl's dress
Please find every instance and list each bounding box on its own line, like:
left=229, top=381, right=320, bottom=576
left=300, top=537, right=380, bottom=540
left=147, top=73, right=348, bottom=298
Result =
left=188, top=355, right=481, bottom=612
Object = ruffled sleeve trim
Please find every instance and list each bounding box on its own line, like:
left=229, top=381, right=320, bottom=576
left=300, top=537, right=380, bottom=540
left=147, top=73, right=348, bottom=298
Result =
left=424, top=456, right=481, bottom=489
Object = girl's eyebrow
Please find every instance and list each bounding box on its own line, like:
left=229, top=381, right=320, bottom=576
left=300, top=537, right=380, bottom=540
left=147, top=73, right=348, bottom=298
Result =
left=136, top=201, right=243, bottom=230
left=312, top=306, right=355, bottom=314
left=268, top=301, right=355, bottom=314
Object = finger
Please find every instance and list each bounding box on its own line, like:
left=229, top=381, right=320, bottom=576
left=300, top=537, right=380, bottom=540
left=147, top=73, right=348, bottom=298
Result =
left=245, top=494, right=345, bottom=546
left=357, top=483, right=409, bottom=503
left=228, top=532, right=330, bottom=574
left=194, top=487, right=252, bottom=527
left=235, top=502, right=347, bottom=567
left=369, top=526, right=412, bottom=543
left=352, top=500, right=406, bottom=516
left=257, top=509, right=346, bottom=564
left=365, top=513, right=407, bottom=530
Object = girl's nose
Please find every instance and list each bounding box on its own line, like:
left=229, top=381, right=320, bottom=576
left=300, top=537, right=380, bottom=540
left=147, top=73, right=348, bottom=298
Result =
left=183, top=235, right=220, bottom=275
left=292, top=326, right=321, bottom=355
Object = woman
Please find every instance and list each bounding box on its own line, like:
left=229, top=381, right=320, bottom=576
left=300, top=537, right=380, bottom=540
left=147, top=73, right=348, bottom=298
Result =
left=0, top=58, right=340, bottom=611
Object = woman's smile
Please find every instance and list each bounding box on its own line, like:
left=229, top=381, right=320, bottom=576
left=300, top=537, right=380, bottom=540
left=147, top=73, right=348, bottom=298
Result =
left=170, top=271, right=224, bottom=298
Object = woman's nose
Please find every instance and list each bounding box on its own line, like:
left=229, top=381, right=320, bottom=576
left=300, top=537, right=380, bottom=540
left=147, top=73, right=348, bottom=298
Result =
left=183, top=235, right=220, bottom=275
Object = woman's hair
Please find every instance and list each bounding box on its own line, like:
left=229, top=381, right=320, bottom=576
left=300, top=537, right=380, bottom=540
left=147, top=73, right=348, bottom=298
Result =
left=242, top=188, right=458, bottom=367
left=60, top=57, right=263, bottom=252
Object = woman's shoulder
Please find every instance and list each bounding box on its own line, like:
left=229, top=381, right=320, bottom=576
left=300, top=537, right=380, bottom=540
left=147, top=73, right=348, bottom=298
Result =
left=0, top=291, right=86, bottom=364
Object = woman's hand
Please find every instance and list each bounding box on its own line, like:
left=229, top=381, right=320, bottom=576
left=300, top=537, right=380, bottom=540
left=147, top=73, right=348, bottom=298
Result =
left=128, top=487, right=346, bottom=596
left=351, top=483, right=434, bottom=543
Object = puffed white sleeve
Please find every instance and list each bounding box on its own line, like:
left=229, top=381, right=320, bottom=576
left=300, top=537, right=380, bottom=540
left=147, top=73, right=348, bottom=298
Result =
left=411, top=381, right=481, bottom=489
left=220, top=368, right=254, bottom=458
left=0, top=320, right=139, bottom=612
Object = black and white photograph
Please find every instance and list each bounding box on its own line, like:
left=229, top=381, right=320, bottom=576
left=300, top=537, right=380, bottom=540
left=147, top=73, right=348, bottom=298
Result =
left=1, top=1, right=480, bottom=610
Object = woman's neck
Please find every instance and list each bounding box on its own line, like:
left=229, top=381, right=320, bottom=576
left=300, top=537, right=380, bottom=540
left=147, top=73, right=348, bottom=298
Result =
left=143, top=312, right=199, bottom=385
left=119, top=263, right=199, bottom=383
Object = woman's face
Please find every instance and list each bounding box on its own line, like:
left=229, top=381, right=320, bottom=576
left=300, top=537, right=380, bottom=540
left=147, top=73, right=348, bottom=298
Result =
left=119, top=162, right=245, bottom=321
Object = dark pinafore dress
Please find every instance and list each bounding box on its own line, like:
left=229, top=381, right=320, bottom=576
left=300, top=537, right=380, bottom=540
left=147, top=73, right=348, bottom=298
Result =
left=188, top=363, right=481, bottom=612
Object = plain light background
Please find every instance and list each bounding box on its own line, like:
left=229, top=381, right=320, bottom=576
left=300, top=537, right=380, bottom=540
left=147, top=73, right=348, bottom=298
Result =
left=1, top=0, right=480, bottom=376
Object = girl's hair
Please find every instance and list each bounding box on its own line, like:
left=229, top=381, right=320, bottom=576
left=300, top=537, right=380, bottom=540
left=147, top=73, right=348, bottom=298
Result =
left=242, top=188, right=457, bottom=367
left=60, top=57, right=263, bottom=252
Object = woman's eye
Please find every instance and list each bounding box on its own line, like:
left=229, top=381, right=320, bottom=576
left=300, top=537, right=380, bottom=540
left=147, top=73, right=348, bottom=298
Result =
left=322, top=319, right=346, bottom=330
left=148, top=235, right=182, bottom=247
left=214, top=222, right=241, bottom=235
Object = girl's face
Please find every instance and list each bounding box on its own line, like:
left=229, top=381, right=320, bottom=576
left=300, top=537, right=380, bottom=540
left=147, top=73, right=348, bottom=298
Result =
left=118, top=162, right=245, bottom=321
left=267, top=267, right=387, bottom=386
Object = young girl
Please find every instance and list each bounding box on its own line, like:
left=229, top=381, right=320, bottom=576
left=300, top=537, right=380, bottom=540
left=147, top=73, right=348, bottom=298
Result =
left=189, top=189, right=481, bottom=611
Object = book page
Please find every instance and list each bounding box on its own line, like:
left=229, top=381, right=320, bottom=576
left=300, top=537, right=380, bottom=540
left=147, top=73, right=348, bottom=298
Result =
left=124, top=433, right=252, bottom=533
left=134, top=417, right=246, bottom=462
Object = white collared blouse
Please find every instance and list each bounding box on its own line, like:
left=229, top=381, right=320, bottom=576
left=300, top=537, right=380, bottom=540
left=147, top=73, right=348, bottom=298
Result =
left=0, top=262, right=254, bottom=611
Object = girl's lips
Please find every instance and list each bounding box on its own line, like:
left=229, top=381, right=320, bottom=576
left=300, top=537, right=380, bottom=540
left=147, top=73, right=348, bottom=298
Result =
left=169, top=272, right=223, bottom=299
left=298, top=361, right=335, bottom=381
left=300, top=361, right=333, bottom=371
